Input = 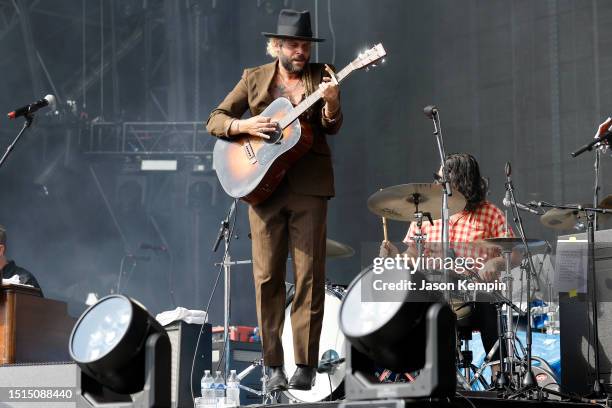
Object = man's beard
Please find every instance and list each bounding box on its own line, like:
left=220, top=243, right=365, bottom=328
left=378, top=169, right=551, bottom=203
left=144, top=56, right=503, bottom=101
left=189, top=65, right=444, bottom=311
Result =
left=279, top=54, right=308, bottom=74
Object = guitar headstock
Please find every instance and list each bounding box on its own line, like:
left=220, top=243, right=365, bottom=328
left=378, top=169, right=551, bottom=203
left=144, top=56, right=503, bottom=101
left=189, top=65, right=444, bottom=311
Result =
left=352, top=43, right=386, bottom=71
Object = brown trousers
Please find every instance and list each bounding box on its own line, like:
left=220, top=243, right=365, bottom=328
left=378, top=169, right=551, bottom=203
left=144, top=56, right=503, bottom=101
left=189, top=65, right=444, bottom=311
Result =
left=248, top=181, right=327, bottom=367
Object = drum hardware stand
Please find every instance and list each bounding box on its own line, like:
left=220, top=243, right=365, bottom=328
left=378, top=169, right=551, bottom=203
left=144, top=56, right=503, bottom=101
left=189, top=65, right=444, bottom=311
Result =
left=531, top=202, right=611, bottom=399
left=409, top=195, right=433, bottom=266
left=501, top=211, right=518, bottom=385
left=236, top=359, right=281, bottom=405
left=424, top=105, right=452, bottom=301
left=466, top=291, right=527, bottom=393
left=458, top=331, right=472, bottom=382
left=470, top=339, right=500, bottom=389
left=456, top=328, right=490, bottom=391
left=457, top=269, right=525, bottom=392
left=501, top=247, right=520, bottom=386
left=494, top=302, right=510, bottom=391
left=500, top=162, right=540, bottom=399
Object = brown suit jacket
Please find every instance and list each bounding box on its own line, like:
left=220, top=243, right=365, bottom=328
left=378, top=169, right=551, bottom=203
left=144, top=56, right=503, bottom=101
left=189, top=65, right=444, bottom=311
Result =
left=206, top=61, right=343, bottom=198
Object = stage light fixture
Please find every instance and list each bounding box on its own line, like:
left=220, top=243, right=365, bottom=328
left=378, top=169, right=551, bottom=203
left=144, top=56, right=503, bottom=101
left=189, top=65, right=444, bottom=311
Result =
left=69, top=295, right=170, bottom=406
left=339, top=268, right=457, bottom=400
left=340, top=271, right=434, bottom=372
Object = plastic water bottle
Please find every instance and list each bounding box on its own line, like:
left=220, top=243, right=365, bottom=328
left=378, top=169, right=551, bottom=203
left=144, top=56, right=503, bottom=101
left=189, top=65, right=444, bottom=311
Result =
left=200, top=370, right=214, bottom=407
left=226, top=370, right=240, bottom=406
left=213, top=370, right=225, bottom=406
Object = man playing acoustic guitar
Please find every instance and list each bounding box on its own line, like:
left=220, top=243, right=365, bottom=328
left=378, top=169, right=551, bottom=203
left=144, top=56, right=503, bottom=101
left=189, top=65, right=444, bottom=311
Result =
left=206, top=9, right=342, bottom=391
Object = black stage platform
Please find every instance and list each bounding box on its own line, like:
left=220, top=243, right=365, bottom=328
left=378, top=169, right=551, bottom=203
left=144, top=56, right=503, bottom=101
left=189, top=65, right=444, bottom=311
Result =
left=252, top=396, right=603, bottom=408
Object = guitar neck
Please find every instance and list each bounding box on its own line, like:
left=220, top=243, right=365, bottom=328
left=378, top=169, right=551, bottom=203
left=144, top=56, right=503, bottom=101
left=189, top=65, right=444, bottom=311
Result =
left=278, top=64, right=352, bottom=129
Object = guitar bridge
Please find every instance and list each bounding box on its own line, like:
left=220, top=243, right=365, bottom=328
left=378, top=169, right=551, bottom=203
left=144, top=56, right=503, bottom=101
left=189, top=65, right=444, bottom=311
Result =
left=244, top=141, right=257, bottom=164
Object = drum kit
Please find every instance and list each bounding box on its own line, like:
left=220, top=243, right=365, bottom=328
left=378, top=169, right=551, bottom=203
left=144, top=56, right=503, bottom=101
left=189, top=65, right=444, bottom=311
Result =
left=282, top=182, right=612, bottom=403
left=366, top=183, right=553, bottom=393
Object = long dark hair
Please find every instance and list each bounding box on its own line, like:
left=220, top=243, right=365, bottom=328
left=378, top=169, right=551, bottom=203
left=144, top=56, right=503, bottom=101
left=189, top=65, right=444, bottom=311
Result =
left=444, top=153, right=487, bottom=212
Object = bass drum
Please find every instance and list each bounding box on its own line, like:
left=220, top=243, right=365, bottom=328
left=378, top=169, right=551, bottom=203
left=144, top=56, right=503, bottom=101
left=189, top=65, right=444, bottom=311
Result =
left=281, top=284, right=346, bottom=402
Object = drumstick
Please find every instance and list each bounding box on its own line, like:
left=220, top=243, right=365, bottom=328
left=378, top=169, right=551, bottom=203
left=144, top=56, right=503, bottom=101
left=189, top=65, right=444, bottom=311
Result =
left=382, top=216, right=388, bottom=242
left=379, top=188, right=389, bottom=242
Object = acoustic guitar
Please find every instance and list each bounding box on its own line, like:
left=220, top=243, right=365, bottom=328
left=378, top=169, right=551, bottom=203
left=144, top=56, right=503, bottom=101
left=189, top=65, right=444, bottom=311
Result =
left=213, top=43, right=386, bottom=205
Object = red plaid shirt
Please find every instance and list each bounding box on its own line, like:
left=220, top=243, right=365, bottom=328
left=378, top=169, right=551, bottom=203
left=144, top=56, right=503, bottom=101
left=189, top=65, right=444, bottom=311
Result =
left=403, top=201, right=513, bottom=260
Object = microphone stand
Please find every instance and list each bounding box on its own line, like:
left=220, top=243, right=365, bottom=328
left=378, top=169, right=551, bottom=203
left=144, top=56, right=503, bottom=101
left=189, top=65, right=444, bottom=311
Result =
left=593, top=149, right=600, bottom=231
left=213, top=199, right=238, bottom=381
left=0, top=112, right=34, bottom=168
left=505, top=173, right=539, bottom=396
left=569, top=130, right=611, bottom=398
left=532, top=201, right=609, bottom=399
left=426, top=107, right=452, bottom=301
left=571, top=131, right=612, bottom=158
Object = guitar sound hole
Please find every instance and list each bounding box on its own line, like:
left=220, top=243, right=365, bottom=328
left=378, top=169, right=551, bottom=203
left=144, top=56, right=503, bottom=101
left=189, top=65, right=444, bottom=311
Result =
left=265, top=124, right=283, bottom=144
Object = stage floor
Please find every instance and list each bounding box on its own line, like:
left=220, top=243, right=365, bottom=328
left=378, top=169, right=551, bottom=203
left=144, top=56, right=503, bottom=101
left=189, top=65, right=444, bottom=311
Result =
left=251, top=395, right=602, bottom=408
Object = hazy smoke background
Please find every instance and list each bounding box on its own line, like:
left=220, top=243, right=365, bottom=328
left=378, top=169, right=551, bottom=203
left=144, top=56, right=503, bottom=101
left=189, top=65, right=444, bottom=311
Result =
left=0, top=0, right=611, bottom=327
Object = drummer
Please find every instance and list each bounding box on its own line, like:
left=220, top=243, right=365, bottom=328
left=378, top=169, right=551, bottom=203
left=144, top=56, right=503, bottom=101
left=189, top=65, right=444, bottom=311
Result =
left=380, top=153, right=516, bottom=368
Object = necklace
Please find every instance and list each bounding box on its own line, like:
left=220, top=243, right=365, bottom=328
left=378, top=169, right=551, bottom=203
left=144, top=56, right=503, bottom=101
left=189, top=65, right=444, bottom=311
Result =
left=278, top=74, right=303, bottom=92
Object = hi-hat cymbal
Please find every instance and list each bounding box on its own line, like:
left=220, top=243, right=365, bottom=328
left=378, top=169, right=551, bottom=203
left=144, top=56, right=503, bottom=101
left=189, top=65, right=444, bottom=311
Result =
left=481, top=237, right=547, bottom=252
left=367, top=183, right=467, bottom=222
left=326, top=238, right=355, bottom=258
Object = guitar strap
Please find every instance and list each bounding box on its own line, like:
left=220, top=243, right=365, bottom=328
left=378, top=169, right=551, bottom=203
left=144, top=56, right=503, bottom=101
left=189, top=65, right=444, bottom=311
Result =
left=303, top=63, right=315, bottom=96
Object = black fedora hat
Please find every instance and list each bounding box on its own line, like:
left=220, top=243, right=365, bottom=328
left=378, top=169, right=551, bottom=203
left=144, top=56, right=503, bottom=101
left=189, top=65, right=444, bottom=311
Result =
left=262, top=9, right=325, bottom=42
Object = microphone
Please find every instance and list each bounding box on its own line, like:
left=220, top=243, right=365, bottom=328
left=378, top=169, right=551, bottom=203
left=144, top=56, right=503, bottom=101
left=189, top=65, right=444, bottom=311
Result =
left=571, top=128, right=612, bottom=158
left=503, top=161, right=512, bottom=207
left=139, top=242, right=167, bottom=252
left=317, top=357, right=345, bottom=373
left=7, top=95, right=56, bottom=119
left=213, top=200, right=237, bottom=252
left=503, top=189, right=512, bottom=208
left=513, top=201, right=540, bottom=215
left=317, top=349, right=344, bottom=373
left=423, top=105, right=438, bottom=119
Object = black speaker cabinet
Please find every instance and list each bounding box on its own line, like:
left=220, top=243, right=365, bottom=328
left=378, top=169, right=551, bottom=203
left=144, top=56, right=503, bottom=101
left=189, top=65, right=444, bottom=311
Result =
left=165, top=321, right=212, bottom=408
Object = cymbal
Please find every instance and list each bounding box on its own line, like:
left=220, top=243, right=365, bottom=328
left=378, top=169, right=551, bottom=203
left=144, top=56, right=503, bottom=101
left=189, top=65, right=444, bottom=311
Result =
left=326, top=238, right=355, bottom=258
left=367, top=183, right=467, bottom=222
left=540, top=205, right=589, bottom=230
left=481, top=237, right=547, bottom=251
left=540, top=204, right=612, bottom=230
left=599, top=195, right=612, bottom=209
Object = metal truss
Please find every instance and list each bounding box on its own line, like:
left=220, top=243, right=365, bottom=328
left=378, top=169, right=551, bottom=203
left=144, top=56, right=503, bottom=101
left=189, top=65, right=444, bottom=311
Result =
left=86, top=121, right=214, bottom=156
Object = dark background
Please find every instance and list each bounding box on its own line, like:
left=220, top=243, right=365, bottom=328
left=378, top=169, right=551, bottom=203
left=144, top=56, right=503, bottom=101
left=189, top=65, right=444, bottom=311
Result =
left=0, top=0, right=611, bottom=325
